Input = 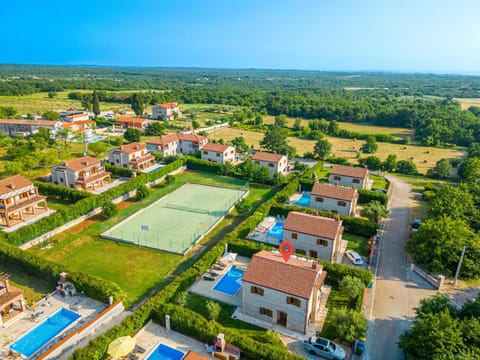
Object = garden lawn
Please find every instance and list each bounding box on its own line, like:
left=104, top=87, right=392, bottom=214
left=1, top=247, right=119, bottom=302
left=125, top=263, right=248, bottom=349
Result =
left=343, top=233, right=369, bottom=257
left=319, top=288, right=351, bottom=339
left=0, top=263, right=52, bottom=303
left=370, top=174, right=389, bottom=190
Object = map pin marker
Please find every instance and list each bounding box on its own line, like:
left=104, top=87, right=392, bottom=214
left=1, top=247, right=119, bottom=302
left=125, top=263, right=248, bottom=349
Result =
left=279, top=241, right=294, bottom=263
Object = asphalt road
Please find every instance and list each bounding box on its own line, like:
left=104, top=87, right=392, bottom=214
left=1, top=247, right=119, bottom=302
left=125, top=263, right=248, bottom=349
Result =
left=364, top=176, right=435, bottom=360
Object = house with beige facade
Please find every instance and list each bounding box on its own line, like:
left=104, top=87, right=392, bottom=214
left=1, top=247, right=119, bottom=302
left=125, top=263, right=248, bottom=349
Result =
left=328, top=164, right=370, bottom=189
left=252, top=152, right=288, bottom=176
left=201, top=143, right=235, bottom=164
left=116, top=117, right=150, bottom=130
left=0, top=175, right=49, bottom=227
left=152, top=102, right=180, bottom=120
left=146, top=133, right=208, bottom=157
left=51, top=156, right=111, bottom=192
left=177, top=133, right=208, bottom=154
left=242, top=250, right=327, bottom=334
left=108, top=142, right=155, bottom=171
left=283, top=211, right=344, bottom=262
left=310, top=183, right=358, bottom=216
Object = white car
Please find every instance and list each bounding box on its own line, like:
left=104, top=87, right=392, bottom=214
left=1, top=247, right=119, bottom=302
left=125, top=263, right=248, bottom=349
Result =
left=346, top=250, right=363, bottom=265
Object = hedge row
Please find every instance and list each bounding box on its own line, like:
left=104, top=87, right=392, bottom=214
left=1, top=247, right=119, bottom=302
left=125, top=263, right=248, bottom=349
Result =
left=0, top=242, right=124, bottom=303
left=5, top=159, right=187, bottom=246
left=269, top=204, right=379, bottom=237
left=34, top=181, right=91, bottom=203
left=104, top=163, right=135, bottom=177
left=357, top=188, right=388, bottom=205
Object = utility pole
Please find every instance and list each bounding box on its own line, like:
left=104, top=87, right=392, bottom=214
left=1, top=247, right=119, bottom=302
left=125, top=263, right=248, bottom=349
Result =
left=454, top=246, right=467, bottom=287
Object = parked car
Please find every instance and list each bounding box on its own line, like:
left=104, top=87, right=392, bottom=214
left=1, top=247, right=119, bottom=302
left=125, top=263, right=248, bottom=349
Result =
left=303, top=337, right=346, bottom=360
left=411, top=219, right=421, bottom=232
left=345, top=250, right=363, bottom=265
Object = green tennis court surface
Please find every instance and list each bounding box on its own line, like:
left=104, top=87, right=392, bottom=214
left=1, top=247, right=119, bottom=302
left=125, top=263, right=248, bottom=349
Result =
left=101, top=183, right=247, bottom=254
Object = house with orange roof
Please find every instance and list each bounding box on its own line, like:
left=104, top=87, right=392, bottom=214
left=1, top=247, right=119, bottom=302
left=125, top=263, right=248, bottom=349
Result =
left=152, top=102, right=180, bottom=120
left=283, top=211, right=344, bottom=262
left=51, top=156, right=111, bottom=192
left=0, top=273, right=27, bottom=327
left=60, top=119, right=96, bottom=134
left=242, top=250, right=327, bottom=333
left=0, top=118, right=59, bottom=137
left=252, top=151, right=288, bottom=176
left=0, top=175, right=49, bottom=227
left=146, top=133, right=180, bottom=157
left=116, top=117, right=150, bottom=130
left=328, top=164, right=370, bottom=189
left=107, top=142, right=155, bottom=171
left=201, top=143, right=235, bottom=164
left=177, top=133, right=208, bottom=154
left=310, top=183, right=358, bottom=216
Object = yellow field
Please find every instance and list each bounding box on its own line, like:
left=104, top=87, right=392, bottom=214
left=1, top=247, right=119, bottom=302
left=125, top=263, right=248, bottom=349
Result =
left=0, top=91, right=129, bottom=114
left=454, top=98, right=480, bottom=110
left=211, top=128, right=466, bottom=174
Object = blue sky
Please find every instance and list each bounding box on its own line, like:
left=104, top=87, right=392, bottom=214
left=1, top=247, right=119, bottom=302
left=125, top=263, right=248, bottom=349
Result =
left=1, top=0, right=479, bottom=73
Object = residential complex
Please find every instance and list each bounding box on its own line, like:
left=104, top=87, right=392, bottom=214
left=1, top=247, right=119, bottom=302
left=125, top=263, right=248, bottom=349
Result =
left=0, top=175, right=49, bottom=227
left=152, top=102, right=180, bottom=120
left=252, top=151, right=288, bottom=176
left=146, top=133, right=208, bottom=157
left=310, top=182, right=358, bottom=216
left=328, top=164, right=370, bottom=189
left=51, top=156, right=111, bottom=191
left=242, top=250, right=326, bottom=333
left=201, top=143, right=236, bottom=164
left=283, top=211, right=344, bottom=262
left=108, top=142, right=155, bottom=171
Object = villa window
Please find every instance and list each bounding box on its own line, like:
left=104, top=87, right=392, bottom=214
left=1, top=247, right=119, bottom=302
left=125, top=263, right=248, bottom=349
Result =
left=255, top=161, right=260, bottom=165
left=116, top=159, right=120, bottom=163
left=317, top=239, right=328, bottom=246
left=337, top=201, right=347, bottom=207
left=268, top=163, right=274, bottom=167
left=296, top=249, right=306, bottom=255
left=259, top=307, right=273, bottom=317
left=333, top=176, right=341, bottom=181
left=291, top=233, right=298, bottom=240
left=315, top=197, right=324, bottom=203
left=310, top=250, right=318, bottom=258
left=216, top=153, right=220, bottom=157
left=203, top=151, right=208, bottom=155
left=250, top=286, right=264, bottom=296
left=60, top=178, right=64, bottom=183
left=286, top=296, right=301, bottom=307
left=352, top=179, right=360, bottom=184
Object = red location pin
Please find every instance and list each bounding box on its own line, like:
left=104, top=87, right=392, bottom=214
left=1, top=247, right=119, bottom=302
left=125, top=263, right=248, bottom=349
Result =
left=279, top=241, right=294, bottom=263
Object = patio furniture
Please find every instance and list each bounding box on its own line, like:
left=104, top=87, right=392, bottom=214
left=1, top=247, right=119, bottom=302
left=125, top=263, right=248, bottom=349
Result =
left=134, top=345, right=146, bottom=354
left=215, top=261, right=227, bottom=267
left=107, top=336, right=136, bottom=359
left=203, top=275, right=215, bottom=281
left=212, top=265, right=223, bottom=271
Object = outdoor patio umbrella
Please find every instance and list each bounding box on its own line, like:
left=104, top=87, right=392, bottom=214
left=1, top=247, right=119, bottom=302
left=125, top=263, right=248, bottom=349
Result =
left=107, top=336, right=136, bottom=358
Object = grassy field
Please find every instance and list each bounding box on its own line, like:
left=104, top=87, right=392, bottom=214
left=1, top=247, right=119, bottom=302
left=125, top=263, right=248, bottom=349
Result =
left=210, top=127, right=467, bottom=174
left=454, top=98, right=480, bottom=110
left=0, top=91, right=128, bottom=114
left=28, top=171, right=277, bottom=307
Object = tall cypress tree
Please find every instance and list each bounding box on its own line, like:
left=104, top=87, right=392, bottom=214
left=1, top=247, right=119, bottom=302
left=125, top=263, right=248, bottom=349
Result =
left=131, top=93, right=145, bottom=116
left=92, top=90, right=100, bottom=116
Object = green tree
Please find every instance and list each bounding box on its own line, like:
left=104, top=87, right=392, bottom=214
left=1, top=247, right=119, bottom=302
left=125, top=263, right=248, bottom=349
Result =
left=293, top=118, right=302, bottom=131
left=360, top=136, right=378, bottom=154
left=145, top=122, right=166, bottom=136
left=206, top=300, right=221, bottom=321
left=235, top=199, right=253, bottom=217
left=175, top=291, right=189, bottom=306
left=396, top=159, right=418, bottom=175
left=383, top=154, right=397, bottom=172
left=92, top=90, right=100, bottom=116
left=48, top=91, right=57, bottom=98
left=360, top=200, right=389, bottom=222
left=192, top=120, right=200, bottom=130
left=415, top=294, right=458, bottom=318
left=327, top=120, right=339, bottom=136
left=358, top=156, right=382, bottom=170
left=42, top=110, right=60, bottom=121
left=230, top=136, right=249, bottom=153
left=254, top=166, right=271, bottom=184
left=274, top=114, right=288, bottom=127
left=124, top=128, right=141, bottom=142
left=427, top=158, right=452, bottom=179
left=88, top=141, right=107, bottom=157
left=260, top=125, right=289, bottom=154
left=101, top=202, right=117, bottom=219
left=253, top=114, right=263, bottom=125
left=328, top=308, right=367, bottom=343
left=313, top=138, right=332, bottom=160
left=458, top=157, right=480, bottom=181
left=136, top=185, right=149, bottom=200
left=339, top=276, right=365, bottom=303
left=0, top=106, right=18, bottom=119
left=131, top=93, right=145, bottom=116
left=429, top=184, right=475, bottom=221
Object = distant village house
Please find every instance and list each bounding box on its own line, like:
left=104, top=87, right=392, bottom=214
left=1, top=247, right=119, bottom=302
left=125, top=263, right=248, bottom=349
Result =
left=152, top=102, right=180, bottom=120
left=310, top=183, right=358, bottom=216
left=201, top=143, right=235, bottom=164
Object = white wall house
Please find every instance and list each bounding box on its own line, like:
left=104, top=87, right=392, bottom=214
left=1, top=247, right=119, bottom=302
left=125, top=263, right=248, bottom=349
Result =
left=108, top=142, right=155, bottom=171
left=242, top=250, right=326, bottom=334
left=252, top=152, right=288, bottom=176
left=146, top=133, right=208, bottom=157
left=283, top=211, right=344, bottom=262
left=310, top=183, right=358, bottom=216
left=328, top=164, right=370, bottom=189
left=51, top=156, right=111, bottom=192
left=201, top=143, right=235, bottom=164
left=152, top=102, right=180, bottom=120
left=177, top=133, right=209, bottom=154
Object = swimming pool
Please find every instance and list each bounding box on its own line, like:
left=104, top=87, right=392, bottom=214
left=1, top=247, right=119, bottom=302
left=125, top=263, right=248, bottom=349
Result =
left=212, top=265, right=244, bottom=296
left=9, top=308, right=81, bottom=357
left=267, top=221, right=284, bottom=240
left=295, top=193, right=311, bottom=206
left=146, top=343, right=185, bottom=360
left=86, top=135, right=105, bottom=143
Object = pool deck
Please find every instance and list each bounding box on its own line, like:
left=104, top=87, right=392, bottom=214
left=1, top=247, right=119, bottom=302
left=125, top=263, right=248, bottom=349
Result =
left=0, top=292, right=106, bottom=358
left=134, top=321, right=211, bottom=359
left=246, top=216, right=283, bottom=245
left=189, top=256, right=250, bottom=307
left=91, top=177, right=130, bottom=195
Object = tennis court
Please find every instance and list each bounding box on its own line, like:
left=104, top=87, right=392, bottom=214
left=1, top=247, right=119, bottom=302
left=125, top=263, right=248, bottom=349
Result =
left=101, top=183, right=248, bottom=254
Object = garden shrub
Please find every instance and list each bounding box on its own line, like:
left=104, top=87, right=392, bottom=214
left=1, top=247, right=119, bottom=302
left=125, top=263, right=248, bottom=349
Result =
left=34, top=180, right=91, bottom=202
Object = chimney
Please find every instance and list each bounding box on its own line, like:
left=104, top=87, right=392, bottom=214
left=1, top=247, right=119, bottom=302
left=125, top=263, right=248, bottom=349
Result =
left=312, top=262, right=318, bottom=270
left=336, top=214, right=340, bottom=222
left=335, top=181, right=338, bottom=186
left=82, top=160, right=88, bottom=166
left=3, top=277, right=11, bottom=293
left=8, top=183, right=15, bottom=190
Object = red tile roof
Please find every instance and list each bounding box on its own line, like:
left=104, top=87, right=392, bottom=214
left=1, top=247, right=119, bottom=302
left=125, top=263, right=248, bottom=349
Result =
left=311, top=183, right=358, bottom=201
left=202, top=143, right=231, bottom=152
left=243, top=250, right=324, bottom=299
left=183, top=351, right=210, bottom=360
left=160, top=102, right=178, bottom=109
left=330, top=164, right=369, bottom=179
left=62, top=156, right=101, bottom=171
left=284, top=211, right=343, bottom=239
left=146, top=134, right=179, bottom=146
left=252, top=151, right=286, bottom=163
left=0, top=119, right=57, bottom=126
left=119, top=142, right=147, bottom=154
left=0, top=175, right=34, bottom=196
left=177, top=133, right=207, bottom=142
left=116, top=117, right=149, bottom=124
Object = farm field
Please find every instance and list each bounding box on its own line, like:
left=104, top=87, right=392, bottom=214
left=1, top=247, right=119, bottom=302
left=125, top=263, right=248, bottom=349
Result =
left=210, top=127, right=467, bottom=174
left=0, top=91, right=128, bottom=115
left=454, top=98, right=480, bottom=110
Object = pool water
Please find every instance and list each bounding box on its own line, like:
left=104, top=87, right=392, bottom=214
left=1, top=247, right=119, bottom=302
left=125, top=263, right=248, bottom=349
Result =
left=295, top=193, right=311, bottom=206
left=267, top=221, right=284, bottom=240
left=10, top=308, right=81, bottom=357
left=213, top=265, right=244, bottom=296
left=86, top=135, right=105, bottom=143
left=146, top=343, right=185, bottom=360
